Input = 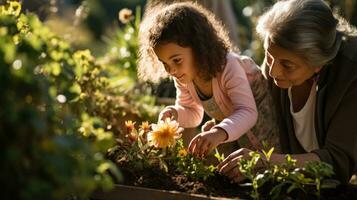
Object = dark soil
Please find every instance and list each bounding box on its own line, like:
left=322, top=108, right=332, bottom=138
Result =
left=113, top=163, right=357, bottom=200
left=107, top=147, right=357, bottom=200
left=118, top=164, right=251, bottom=199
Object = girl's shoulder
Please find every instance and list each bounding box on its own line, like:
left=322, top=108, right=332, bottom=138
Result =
left=217, top=52, right=261, bottom=85
left=222, top=52, right=259, bottom=76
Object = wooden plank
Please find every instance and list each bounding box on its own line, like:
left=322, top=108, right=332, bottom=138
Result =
left=91, top=184, right=242, bottom=200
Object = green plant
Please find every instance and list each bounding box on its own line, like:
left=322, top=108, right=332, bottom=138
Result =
left=96, top=6, right=160, bottom=126
left=237, top=148, right=338, bottom=200
left=108, top=119, right=220, bottom=181
left=0, top=1, right=160, bottom=199
left=109, top=119, right=181, bottom=171
left=174, top=140, right=217, bottom=181
left=0, top=1, right=121, bottom=199
left=102, top=6, right=141, bottom=80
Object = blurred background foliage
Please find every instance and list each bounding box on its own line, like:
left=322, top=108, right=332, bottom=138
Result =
left=15, top=0, right=357, bottom=62
left=0, top=1, right=159, bottom=199
left=0, top=0, right=356, bottom=199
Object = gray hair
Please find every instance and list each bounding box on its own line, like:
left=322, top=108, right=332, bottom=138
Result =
left=256, top=0, right=356, bottom=68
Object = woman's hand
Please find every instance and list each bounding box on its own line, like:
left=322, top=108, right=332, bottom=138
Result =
left=217, top=148, right=255, bottom=183
left=188, top=127, right=227, bottom=157
left=158, top=107, right=178, bottom=122
left=217, top=148, right=321, bottom=183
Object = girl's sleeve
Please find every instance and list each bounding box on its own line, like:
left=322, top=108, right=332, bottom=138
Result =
left=214, top=55, right=258, bottom=142
left=168, top=79, right=204, bottom=128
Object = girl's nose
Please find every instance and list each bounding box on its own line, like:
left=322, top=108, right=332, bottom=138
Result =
left=169, top=66, right=177, bottom=76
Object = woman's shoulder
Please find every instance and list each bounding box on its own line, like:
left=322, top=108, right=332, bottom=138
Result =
left=340, top=36, right=357, bottom=63
left=320, top=36, right=357, bottom=116
left=329, top=36, right=357, bottom=80
left=325, top=36, right=357, bottom=82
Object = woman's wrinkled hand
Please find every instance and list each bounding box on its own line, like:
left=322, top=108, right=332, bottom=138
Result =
left=217, top=148, right=254, bottom=183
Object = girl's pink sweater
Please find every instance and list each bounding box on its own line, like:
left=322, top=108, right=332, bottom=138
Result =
left=171, top=52, right=258, bottom=143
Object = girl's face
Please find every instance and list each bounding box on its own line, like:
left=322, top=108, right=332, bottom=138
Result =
left=154, top=42, right=198, bottom=84
left=264, top=38, right=322, bottom=89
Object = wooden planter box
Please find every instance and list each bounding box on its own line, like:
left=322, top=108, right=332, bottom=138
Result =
left=91, top=184, right=243, bottom=200
left=91, top=183, right=357, bottom=200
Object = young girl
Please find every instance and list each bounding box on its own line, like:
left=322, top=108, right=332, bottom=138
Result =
left=138, top=2, right=259, bottom=157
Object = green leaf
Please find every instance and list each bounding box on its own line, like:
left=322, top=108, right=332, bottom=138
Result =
left=97, top=161, right=122, bottom=182
left=270, top=182, right=286, bottom=200
left=2, top=42, right=16, bottom=63
left=51, top=62, right=61, bottom=76
left=263, top=147, right=274, bottom=161
left=287, top=183, right=301, bottom=194
left=159, top=159, right=168, bottom=173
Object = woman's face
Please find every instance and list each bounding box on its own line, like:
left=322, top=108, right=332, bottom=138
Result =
left=154, top=42, right=197, bottom=84
left=264, top=38, right=321, bottom=89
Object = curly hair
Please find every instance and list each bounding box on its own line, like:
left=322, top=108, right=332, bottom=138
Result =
left=138, top=2, right=233, bottom=83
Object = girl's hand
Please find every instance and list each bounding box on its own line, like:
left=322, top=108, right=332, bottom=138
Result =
left=188, top=127, right=227, bottom=157
left=201, top=119, right=216, bottom=132
left=158, top=107, right=178, bottom=122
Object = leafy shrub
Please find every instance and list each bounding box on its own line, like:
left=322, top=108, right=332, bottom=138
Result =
left=0, top=1, right=159, bottom=199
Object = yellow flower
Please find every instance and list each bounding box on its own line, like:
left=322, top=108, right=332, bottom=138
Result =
left=139, top=121, right=151, bottom=132
left=178, top=149, right=187, bottom=157
left=127, top=129, right=138, bottom=143
left=147, top=118, right=183, bottom=148
left=125, top=120, right=135, bottom=133
left=118, top=8, right=133, bottom=24
left=139, top=121, right=150, bottom=143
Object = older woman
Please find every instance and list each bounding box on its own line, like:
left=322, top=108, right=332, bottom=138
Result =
left=218, top=0, right=357, bottom=183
